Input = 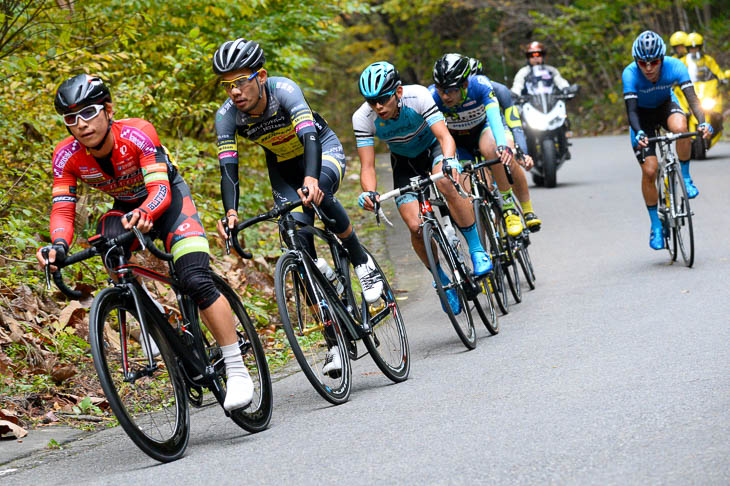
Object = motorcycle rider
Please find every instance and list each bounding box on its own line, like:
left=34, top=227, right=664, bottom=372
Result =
left=684, top=32, right=727, bottom=83
left=669, top=31, right=688, bottom=58
left=511, top=42, right=570, bottom=97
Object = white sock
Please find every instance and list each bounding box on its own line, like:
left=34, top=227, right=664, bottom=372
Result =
left=220, top=343, right=248, bottom=379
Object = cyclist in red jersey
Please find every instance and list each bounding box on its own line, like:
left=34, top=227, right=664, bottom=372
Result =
left=36, top=74, right=254, bottom=411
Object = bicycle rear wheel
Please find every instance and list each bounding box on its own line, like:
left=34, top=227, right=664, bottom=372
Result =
left=424, top=221, right=477, bottom=350
left=657, top=167, right=678, bottom=261
left=516, top=243, right=536, bottom=290
left=209, top=274, right=273, bottom=432
left=670, top=168, right=695, bottom=267
left=275, top=252, right=351, bottom=404
left=89, top=287, right=189, bottom=463
left=500, top=224, right=522, bottom=304
left=475, top=203, right=509, bottom=314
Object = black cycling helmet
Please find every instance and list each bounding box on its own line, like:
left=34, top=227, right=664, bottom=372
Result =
left=54, top=74, right=111, bottom=115
left=433, top=53, right=471, bottom=88
left=468, top=57, right=484, bottom=76
left=212, top=38, right=265, bottom=75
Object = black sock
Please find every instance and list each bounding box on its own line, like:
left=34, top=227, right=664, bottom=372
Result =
left=341, top=231, right=368, bottom=266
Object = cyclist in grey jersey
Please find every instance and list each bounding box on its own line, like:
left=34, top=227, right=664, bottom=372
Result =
left=212, top=38, right=383, bottom=319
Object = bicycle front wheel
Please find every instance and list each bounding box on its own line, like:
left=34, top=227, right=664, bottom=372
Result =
left=210, top=274, right=273, bottom=433
left=423, top=221, right=477, bottom=350
left=516, top=243, right=536, bottom=290
left=670, top=168, right=695, bottom=267
left=358, top=249, right=410, bottom=382
left=275, top=252, right=351, bottom=404
left=89, top=287, right=189, bottom=463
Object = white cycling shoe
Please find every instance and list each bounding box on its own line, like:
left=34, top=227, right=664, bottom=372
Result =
left=223, top=372, right=254, bottom=411
left=354, top=255, right=384, bottom=304
left=322, top=345, right=342, bottom=376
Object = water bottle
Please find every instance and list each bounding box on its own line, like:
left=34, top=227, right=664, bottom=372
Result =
left=442, top=219, right=460, bottom=250
left=315, top=258, right=344, bottom=295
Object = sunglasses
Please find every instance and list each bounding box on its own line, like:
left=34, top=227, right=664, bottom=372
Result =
left=528, top=52, right=544, bottom=58
left=365, top=92, right=395, bottom=106
left=436, top=85, right=463, bottom=95
left=62, top=104, right=106, bottom=126
left=637, top=59, right=661, bottom=68
left=220, top=70, right=260, bottom=91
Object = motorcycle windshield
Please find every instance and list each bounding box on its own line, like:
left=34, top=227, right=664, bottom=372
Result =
left=525, top=66, right=557, bottom=112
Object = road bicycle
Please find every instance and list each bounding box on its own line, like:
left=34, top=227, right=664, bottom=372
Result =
left=377, top=169, right=499, bottom=349
left=460, top=152, right=523, bottom=314
left=645, top=131, right=698, bottom=267
left=43, top=229, right=272, bottom=462
left=230, top=196, right=409, bottom=405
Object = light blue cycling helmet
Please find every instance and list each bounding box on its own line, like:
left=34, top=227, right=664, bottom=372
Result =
left=632, top=30, right=666, bottom=61
left=359, top=61, right=401, bottom=99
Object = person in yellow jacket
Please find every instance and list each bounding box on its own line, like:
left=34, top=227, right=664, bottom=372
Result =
left=669, top=31, right=688, bottom=58
left=684, top=32, right=727, bottom=83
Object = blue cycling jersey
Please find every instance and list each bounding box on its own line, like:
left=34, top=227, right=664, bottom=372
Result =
left=429, top=75, right=508, bottom=147
left=622, top=56, right=693, bottom=109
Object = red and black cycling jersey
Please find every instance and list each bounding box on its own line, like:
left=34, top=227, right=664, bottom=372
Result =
left=50, top=118, right=175, bottom=248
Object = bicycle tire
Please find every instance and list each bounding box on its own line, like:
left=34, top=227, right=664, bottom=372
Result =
left=423, top=221, right=477, bottom=350
left=475, top=204, right=509, bottom=315
left=358, top=249, right=410, bottom=382
left=275, top=252, right=351, bottom=404
left=516, top=245, right=536, bottom=290
left=500, top=218, right=522, bottom=304
left=470, top=201, right=499, bottom=335
left=89, top=287, right=189, bottom=462
left=670, top=168, right=695, bottom=267
left=210, top=274, right=273, bottom=432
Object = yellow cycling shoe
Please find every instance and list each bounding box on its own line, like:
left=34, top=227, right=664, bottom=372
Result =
left=503, top=209, right=524, bottom=237
left=523, top=212, right=542, bottom=232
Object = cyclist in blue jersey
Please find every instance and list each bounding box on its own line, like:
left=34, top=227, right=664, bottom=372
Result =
left=622, top=31, right=712, bottom=250
left=353, top=61, right=493, bottom=315
left=430, top=54, right=541, bottom=234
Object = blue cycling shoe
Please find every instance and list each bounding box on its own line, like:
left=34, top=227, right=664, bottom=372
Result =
left=433, top=279, right=461, bottom=316
left=649, top=227, right=664, bottom=250
left=471, top=250, right=493, bottom=276
left=684, top=177, right=699, bottom=199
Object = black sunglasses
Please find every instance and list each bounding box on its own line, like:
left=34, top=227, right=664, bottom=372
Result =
left=365, top=92, right=395, bottom=106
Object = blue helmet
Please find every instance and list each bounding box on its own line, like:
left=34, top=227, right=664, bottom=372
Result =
left=632, top=30, right=666, bottom=61
left=359, top=61, right=401, bottom=99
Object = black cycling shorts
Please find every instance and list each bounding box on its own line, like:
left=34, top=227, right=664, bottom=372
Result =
left=631, top=99, right=685, bottom=162
left=390, top=142, right=443, bottom=207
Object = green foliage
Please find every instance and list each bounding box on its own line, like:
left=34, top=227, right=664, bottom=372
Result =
left=72, top=397, right=102, bottom=416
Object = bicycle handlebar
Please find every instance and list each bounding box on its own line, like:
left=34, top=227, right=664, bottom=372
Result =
left=646, top=131, right=699, bottom=144
left=229, top=187, right=338, bottom=260
left=44, top=229, right=173, bottom=300
left=379, top=171, right=446, bottom=203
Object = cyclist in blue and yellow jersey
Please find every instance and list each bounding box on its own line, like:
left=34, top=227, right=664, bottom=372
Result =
left=622, top=31, right=712, bottom=250
left=353, top=61, right=493, bottom=316
left=669, top=31, right=688, bottom=58
left=36, top=74, right=255, bottom=411
left=430, top=54, right=541, bottom=234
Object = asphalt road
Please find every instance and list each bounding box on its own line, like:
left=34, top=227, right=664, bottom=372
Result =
left=3, top=136, right=729, bottom=485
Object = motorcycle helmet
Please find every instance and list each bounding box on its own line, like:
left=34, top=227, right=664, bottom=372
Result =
left=687, top=32, right=703, bottom=48
left=669, top=31, right=688, bottom=47
left=525, top=41, right=546, bottom=58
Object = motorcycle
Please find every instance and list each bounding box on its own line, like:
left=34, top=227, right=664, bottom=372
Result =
left=515, top=66, right=579, bottom=188
left=674, top=60, right=730, bottom=159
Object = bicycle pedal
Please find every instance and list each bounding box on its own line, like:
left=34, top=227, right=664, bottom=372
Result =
left=188, top=385, right=204, bottom=407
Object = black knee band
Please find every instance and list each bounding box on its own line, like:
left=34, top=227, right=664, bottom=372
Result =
left=174, top=252, right=220, bottom=310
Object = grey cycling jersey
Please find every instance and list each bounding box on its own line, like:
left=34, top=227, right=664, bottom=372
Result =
left=215, top=76, right=339, bottom=211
